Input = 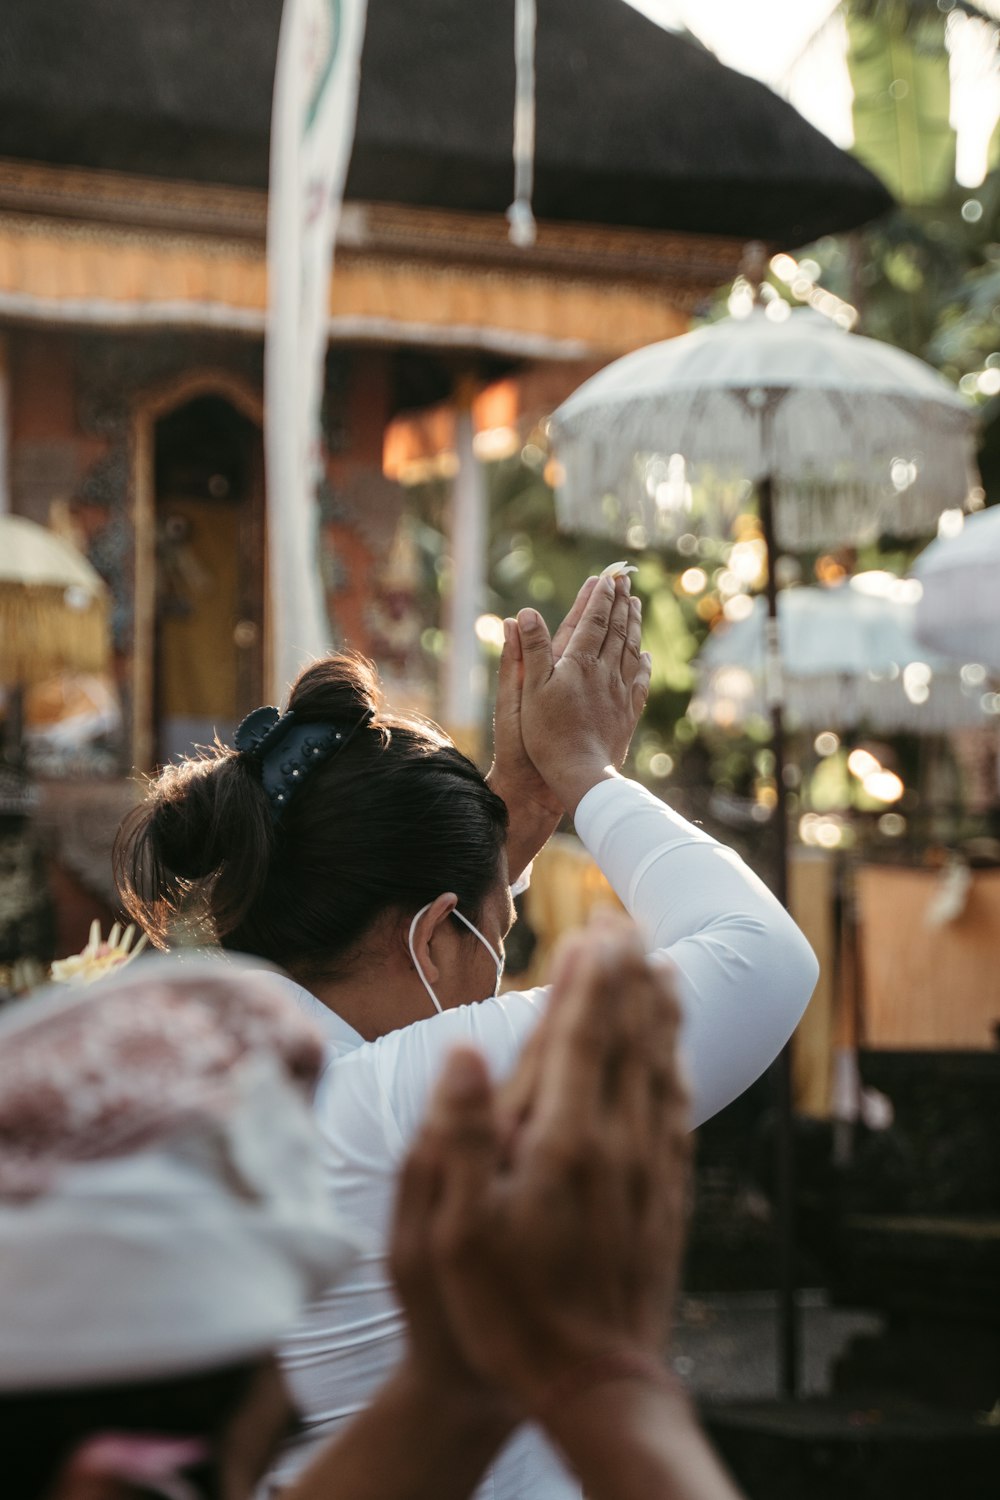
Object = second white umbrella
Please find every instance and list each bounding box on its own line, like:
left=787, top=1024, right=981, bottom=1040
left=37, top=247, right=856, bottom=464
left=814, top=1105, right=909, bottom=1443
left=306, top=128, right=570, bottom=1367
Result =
left=693, top=575, right=994, bottom=737
left=912, top=507, right=1000, bottom=675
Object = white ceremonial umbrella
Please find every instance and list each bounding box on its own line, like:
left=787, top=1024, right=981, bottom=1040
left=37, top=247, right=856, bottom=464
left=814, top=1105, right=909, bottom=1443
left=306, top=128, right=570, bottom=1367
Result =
left=549, top=305, right=978, bottom=553
left=692, top=575, right=994, bottom=737
left=912, top=506, right=1000, bottom=674
left=549, top=302, right=980, bottom=1403
left=548, top=304, right=981, bottom=891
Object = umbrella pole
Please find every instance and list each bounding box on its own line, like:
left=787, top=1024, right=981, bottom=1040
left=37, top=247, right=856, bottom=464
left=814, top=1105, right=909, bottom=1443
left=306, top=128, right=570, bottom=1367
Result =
left=758, top=473, right=799, bottom=1400
left=4, top=682, right=25, bottom=767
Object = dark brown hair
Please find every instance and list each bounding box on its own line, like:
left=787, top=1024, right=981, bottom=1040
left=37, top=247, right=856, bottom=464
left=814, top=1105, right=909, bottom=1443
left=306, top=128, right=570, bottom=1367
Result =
left=114, top=655, right=508, bottom=985
left=1, top=1359, right=260, bottom=1499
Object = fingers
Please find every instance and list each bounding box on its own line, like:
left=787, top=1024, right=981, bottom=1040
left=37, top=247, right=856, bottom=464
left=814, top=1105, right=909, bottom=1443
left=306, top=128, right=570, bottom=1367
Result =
left=597, top=575, right=632, bottom=664
left=645, top=962, right=685, bottom=1102
left=389, top=1124, right=442, bottom=1300
left=634, top=962, right=692, bottom=1337
left=551, top=576, right=599, bottom=661
left=527, top=922, right=645, bottom=1144
left=516, top=608, right=555, bottom=692
left=561, top=572, right=616, bottom=660
left=502, top=616, right=523, bottom=666
left=494, top=1016, right=550, bottom=1154
left=545, top=920, right=596, bottom=998
left=631, top=652, right=652, bottom=719
left=638, top=961, right=689, bottom=1196
left=494, top=930, right=591, bottom=1149
left=521, top=926, right=687, bottom=1200
left=430, top=1048, right=501, bottom=1260
left=491, top=618, right=524, bottom=747
left=621, top=957, right=686, bottom=1146
left=621, top=594, right=643, bottom=683
left=494, top=619, right=523, bottom=732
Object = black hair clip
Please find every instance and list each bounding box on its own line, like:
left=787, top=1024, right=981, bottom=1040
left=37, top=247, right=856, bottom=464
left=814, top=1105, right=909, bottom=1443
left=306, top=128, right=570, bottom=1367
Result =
left=234, top=706, right=297, bottom=760
left=234, top=705, right=374, bottom=822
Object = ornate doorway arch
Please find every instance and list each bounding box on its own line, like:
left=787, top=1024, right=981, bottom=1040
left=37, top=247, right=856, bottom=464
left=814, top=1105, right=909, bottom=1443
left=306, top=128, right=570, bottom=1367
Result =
left=131, top=370, right=266, bottom=771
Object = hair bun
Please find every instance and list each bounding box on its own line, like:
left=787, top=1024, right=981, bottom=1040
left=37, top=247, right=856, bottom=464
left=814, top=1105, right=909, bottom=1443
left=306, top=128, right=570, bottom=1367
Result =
left=114, top=751, right=275, bottom=948
left=151, top=792, right=218, bottom=881
left=286, top=654, right=379, bottom=727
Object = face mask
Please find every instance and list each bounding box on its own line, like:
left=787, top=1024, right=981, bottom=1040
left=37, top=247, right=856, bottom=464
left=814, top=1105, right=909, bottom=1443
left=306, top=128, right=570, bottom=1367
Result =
left=408, top=902, right=504, bottom=1015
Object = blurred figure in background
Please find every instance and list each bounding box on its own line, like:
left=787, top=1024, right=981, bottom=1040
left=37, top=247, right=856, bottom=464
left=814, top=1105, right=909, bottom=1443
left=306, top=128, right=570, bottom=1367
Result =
left=0, top=933, right=743, bottom=1500
left=115, top=573, right=816, bottom=1498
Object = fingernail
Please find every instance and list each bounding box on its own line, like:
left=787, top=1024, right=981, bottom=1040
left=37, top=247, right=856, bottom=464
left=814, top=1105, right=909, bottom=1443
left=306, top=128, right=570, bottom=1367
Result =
left=503, top=617, right=516, bottom=644
left=597, top=575, right=615, bottom=595
left=641, top=651, right=652, bottom=667
left=629, top=595, right=641, bottom=615
left=444, top=1050, right=487, bottom=1099
left=519, top=608, right=541, bottom=631
left=620, top=574, right=631, bottom=595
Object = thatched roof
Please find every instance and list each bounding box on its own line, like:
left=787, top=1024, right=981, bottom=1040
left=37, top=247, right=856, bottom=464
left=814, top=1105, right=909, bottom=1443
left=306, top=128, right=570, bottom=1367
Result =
left=0, top=0, right=890, bottom=246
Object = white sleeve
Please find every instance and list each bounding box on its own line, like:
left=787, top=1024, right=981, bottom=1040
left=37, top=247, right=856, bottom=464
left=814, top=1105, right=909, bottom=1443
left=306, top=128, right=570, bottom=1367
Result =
left=371, top=776, right=817, bottom=1149
left=574, top=777, right=819, bottom=1128
left=366, top=987, right=549, bottom=1156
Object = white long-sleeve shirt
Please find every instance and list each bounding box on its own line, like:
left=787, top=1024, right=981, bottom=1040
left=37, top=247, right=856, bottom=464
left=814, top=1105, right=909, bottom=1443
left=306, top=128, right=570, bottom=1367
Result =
left=269, top=778, right=818, bottom=1497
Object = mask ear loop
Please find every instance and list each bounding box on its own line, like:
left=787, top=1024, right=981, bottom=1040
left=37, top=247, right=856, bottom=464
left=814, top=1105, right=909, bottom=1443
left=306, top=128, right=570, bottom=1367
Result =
left=408, top=903, right=444, bottom=1015
left=451, top=909, right=504, bottom=996
left=408, top=904, right=505, bottom=1012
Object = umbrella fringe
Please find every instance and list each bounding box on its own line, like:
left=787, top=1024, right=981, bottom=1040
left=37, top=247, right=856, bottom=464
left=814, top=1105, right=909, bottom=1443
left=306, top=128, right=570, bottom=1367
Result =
left=0, top=585, right=111, bottom=686
left=913, top=511, right=1000, bottom=675
left=693, top=671, right=993, bottom=736
left=553, top=389, right=978, bottom=549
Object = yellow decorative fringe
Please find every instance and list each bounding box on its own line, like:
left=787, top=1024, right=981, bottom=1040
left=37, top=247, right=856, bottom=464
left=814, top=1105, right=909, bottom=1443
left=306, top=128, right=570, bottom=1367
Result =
left=0, top=584, right=110, bottom=686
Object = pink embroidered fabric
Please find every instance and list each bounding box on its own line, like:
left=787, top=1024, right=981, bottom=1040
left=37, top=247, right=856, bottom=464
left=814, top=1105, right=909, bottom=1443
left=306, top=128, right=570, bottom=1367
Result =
left=0, top=967, right=324, bottom=1200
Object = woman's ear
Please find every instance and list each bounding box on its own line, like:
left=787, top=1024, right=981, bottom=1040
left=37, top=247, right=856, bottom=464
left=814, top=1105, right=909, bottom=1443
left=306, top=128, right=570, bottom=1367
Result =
left=408, top=892, right=458, bottom=984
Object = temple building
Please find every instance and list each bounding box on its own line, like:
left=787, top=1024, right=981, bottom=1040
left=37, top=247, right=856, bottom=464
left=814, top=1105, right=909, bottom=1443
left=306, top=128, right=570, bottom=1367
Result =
left=0, top=0, right=888, bottom=944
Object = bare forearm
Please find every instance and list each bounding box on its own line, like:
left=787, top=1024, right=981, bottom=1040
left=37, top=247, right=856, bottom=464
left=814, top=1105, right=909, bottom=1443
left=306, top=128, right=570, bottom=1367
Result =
left=486, top=770, right=562, bottom=882
left=488, top=764, right=623, bottom=882
left=289, top=1361, right=512, bottom=1500
left=543, top=1379, right=744, bottom=1500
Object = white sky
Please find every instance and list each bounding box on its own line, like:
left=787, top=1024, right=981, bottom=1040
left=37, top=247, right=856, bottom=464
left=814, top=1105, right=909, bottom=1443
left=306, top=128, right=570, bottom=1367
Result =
left=623, top=0, right=1000, bottom=187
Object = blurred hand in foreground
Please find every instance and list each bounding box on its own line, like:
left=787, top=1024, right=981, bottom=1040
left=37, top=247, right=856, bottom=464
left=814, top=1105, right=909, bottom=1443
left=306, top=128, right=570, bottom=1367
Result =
left=298, top=921, right=740, bottom=1500
left=395, top=918, right=689, bottom=1409
left=389, top=919, right=744, bottom=1500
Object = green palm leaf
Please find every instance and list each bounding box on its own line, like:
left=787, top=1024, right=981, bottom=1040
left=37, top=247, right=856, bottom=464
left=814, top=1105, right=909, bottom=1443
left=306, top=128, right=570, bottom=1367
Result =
left=847, top=9, right=956, bottom=203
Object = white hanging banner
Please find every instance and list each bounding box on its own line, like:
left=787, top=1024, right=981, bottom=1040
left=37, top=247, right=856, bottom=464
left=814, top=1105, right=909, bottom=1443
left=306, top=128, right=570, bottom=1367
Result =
left=507, top=0, right=537, bottom=248
left=265, top=0, right=368, bottom=700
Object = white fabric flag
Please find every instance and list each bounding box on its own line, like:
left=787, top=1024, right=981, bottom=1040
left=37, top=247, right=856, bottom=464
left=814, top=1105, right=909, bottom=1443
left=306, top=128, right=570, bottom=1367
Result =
left=265, top=0, right=368, bottom=700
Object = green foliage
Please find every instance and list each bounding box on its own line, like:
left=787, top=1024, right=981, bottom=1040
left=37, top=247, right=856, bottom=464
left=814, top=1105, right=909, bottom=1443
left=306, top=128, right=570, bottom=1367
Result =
left=847, top=8, right=956, bottom=205
left=850, top=0, right=999, bottom=26
left=405, top=0, right=1000, bottom=821
left=405, top=447, right=717, bottom=782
